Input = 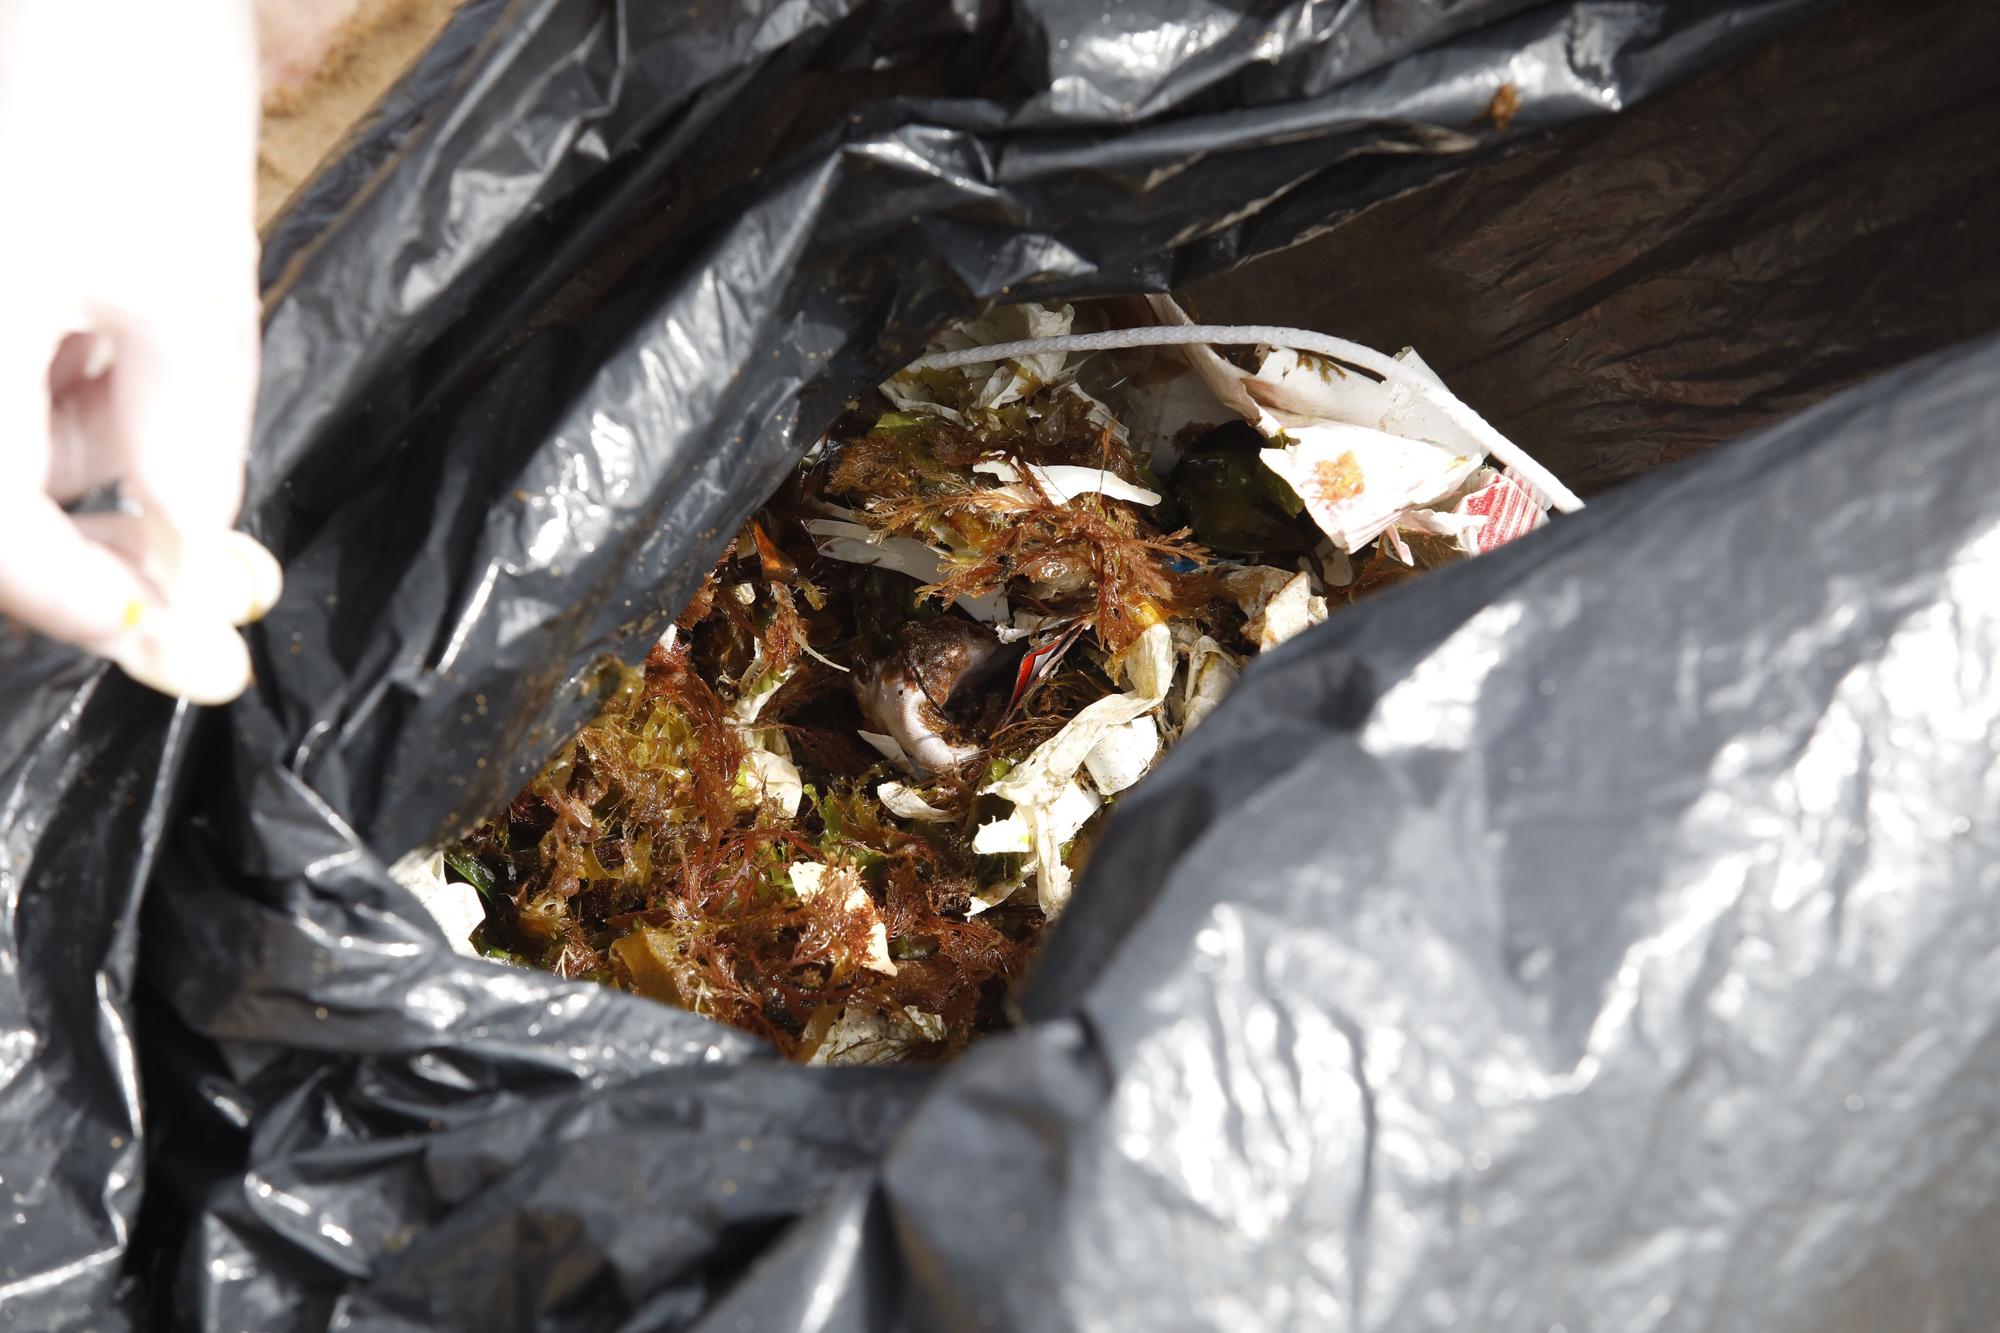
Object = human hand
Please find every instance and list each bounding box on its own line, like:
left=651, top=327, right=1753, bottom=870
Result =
left=0, top=0, right=279, bottom=704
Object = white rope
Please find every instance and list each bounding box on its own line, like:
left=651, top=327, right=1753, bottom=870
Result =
left=909, top=323, right=1582, bottom=513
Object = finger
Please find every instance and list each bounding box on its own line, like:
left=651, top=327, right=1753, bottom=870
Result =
left=74, top=514, right=282, bottom=627
left=101, top=607, right=254, bottom=707
left=106, top=276, right=260, bottom=540
left=0, top=490, right=160, bottom=649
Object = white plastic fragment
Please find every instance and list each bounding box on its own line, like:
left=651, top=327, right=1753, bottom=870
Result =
left=970, top=458, right=1161, bottom=508
left=788, top=862, right=895, bottom=974
left=731, top=657, right=789, bottom=724
left=1258, top=422, right=1478, bottom=554
left=884, top=302, right=1076, bottom=420
left=1314, top=540, right=1354, bottom=588
left=802, top=517, right=1009, bottom=623
left=883, top=303, right=1131, bottom=454
left=966, top=302, right=1075, bottom=410
left=994, top=610, right=1051, bottom=645
left=1241, top=344, right=1389, bottom=427
left=857, top=728, right=914, bottom=771
left=1100, top=350, right=1242, bottom=471
left=730, top=581, right=758, bottom=605
left=388, top=849, right=483, bottom=958
left=803, top=1001, right=947, bottom=1065
left=802, top=519, right=948, bottom=582
left=1177, top=634, right=1240, bottom=734
left=1082, top=714, right=1160, bottom=795
left=800, top=639, right=851, bottom=672
left=966, top=876, right=1026, bottom=917
left=1219, top=565, right=1297, bottom=619
left=981, top=622, right=1172, bottom=915
left=729, top=650, right=802, bottom=815
left=972, top=779, right=1100, bottom=857
left=741, top=746, right=803, bottom=818
left=1143, top=293, right=1266, bottom=421
left=972, top=814, right=1034, bottom=855
left=1241, top=571, right=1328, bottom=652
left=1039, top=779, right=1105, bottom=845
left=878, top=781, right=954, bottom=822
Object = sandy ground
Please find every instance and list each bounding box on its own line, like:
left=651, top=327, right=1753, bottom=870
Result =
left=256, top=0, right=461, bottom=226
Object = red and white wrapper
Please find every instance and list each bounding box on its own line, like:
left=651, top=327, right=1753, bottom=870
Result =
left=1381, top=467, right=1552, bottom=563
left=1456, top=468, right=1549, bottom=554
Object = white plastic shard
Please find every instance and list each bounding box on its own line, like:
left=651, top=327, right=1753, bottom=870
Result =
left=731, top=656, right=789, bottom=725
left=802, top=517, right=1009, bottom=623
left=802, top=1001, right=947, bottom=1065
left=1098, top=351, right=1242, bottom=473
left=1219, top=564, right=1297, bottom=618
left=1177, top=634, right=1240, bottom=734
left=972, top=814, right=1034, bottom=855
left=971, top=458, right=1162, bottom=508
left=788, top=862, right=896, bottom=975
left=882, top=302, right=1078, bottom=420
left=1215, top=565, right=1325, bottom=652
left=388, top=849, right=483, bottom=958
left=878, top=781, right=954, bottom=822
left=741, top=746, right=803, bottom=818
left=1242, top=571, right=1328, bottom=652
left=995, top=609, right=1052, bottom=644
left=857, top=728, right=915, bottom=771
left=960, top=302, right=1076, bottom=411
left=1240, top=345, right=1389, bottom=427
left=1144, top=293, right=1265, bottom=421
left=972, top=777, right=1099, bottom=862
left=981, top=621, right=1173, bottom=915
left=1082, top=714, right=1160, bottom=794
left=1258, top=423, right=1479, bottom=554
left=802, top=519, right=950, bottom=583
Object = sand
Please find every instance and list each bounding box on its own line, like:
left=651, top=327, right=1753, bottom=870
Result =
left=256, top=0, right=461, bottom=227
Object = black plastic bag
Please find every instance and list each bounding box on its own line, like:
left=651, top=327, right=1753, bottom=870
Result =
left=4, top=0, right=1998, bottom=1327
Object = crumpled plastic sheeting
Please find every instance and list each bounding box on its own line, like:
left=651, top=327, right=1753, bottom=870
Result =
left=0, top=0, right=1913, bottom=1326
left=0, top=667, right=185, bottom=1330
left=881, top=334, right=2000, bottom=1333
